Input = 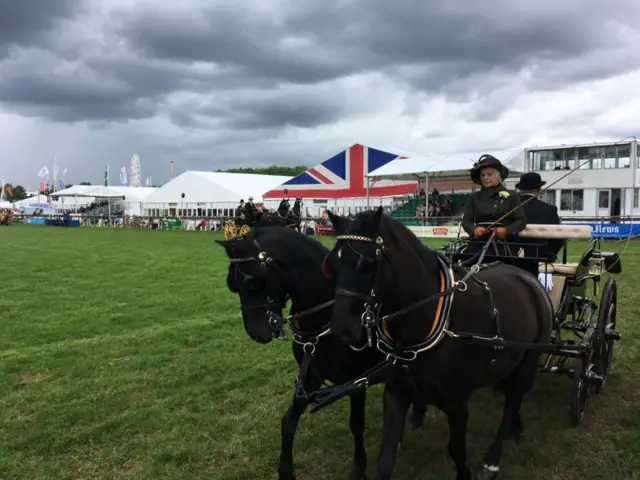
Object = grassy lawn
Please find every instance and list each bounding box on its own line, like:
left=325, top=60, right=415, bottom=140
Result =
left=0, top=225, right=638, bottom=480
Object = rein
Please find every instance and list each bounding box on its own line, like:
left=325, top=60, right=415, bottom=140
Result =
left=227, top=240, right=335, bottom=344
left=332, top=232, right=499, bottom=362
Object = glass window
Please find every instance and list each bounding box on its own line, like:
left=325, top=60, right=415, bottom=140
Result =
left=604, top=147, right=616, bottom=168
left=528, top=151, right=541, bottom=171
left=598, top=190, right=610, bottom=208
left=560, top=189, right=584, bottom=211
left=564, top=149, right=576, bottom=169
left=540, top=189, right=556, bottom=206
left=539, top=151, right=553, bottom=171
left=634, top=188, right=639, bottom=209
left=577, top=147, right=591, bottom=169
left=590, top=148, right=602, bottom=169
left=617, top=145, right=630, bottom=168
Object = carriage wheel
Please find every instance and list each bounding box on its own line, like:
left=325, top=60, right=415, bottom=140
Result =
left=570, top=351, right=595, bottom=426
left=239, top=225, right=251, bottom=236
left=593, top=277, right=618, bottom=393
left=223, top=221, right=237, bottom=240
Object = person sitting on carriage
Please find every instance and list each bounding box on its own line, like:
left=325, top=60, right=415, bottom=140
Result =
left=235, top=199, right=245, bottom=218
left=516, top=172, right=563, bottom=263
left=460, top=154, right=527, bottom=260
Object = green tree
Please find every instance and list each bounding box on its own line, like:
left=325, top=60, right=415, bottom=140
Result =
left=79, top=181, right=92, bottom=185
left=2, top=183, right=27, bottom=201
left=218, top=165, right=307, bottom=176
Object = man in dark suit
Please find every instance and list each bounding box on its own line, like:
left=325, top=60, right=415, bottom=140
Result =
left=516, top=172, right=563, bottom=262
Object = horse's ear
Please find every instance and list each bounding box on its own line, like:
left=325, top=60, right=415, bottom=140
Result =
left=326, top=209, right=349, bottom=234
left=372, top=206, right=384, bottom=229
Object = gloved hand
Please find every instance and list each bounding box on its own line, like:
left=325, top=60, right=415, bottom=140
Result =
left=538, top=272, right=554, bottom=292
left=473, top=226, right=487, bottom=237
left=494, top=227, right=508, bottom=239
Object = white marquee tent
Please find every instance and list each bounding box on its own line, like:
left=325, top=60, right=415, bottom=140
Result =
left=142, top=171, right=293, bottom=215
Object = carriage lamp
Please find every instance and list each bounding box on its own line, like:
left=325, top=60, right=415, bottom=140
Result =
left=588, top=250, right=605, bottom=276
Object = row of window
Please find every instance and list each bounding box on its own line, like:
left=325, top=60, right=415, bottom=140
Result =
left=539, top=188, right=640, bottom=211
left=528, top=144, right=638, bottom=171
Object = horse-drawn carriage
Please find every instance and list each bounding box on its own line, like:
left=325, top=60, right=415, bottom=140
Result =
left=217, top=211, right=625, bottom=479
left=223, top=197, right=304, bottom=239
left=446, top=223, right=621, bottom=425
left=0, top=209, right=13, bottom=226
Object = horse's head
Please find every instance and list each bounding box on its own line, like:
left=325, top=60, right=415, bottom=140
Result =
left=215, top=233, right=290, bottom=344
left=324, top=207, right=389, bottom=345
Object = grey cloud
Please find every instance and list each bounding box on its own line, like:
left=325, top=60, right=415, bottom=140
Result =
left=0, top=0, right=86, bottom=56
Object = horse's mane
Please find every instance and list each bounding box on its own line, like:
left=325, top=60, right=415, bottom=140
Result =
left=251, top=227, right=329, bottom=269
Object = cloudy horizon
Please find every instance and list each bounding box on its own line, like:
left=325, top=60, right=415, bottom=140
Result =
left=1, top=0, right=639, bottom=189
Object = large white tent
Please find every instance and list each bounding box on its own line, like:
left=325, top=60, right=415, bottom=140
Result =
left=142, top=171, right=293, bottom=216
left=51, top=185, right=158, bottom=215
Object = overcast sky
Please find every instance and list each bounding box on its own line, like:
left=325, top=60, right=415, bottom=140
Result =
left=1, top=0, right=639, bottom=188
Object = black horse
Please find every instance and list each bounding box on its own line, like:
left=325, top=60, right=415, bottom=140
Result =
left=325, top=208, right=554, bottom=480
left=277, top=198, right=291, bottom=217
left=215, top=227, right=426, bottom=480
left=286, top=197, right=303, bottom=232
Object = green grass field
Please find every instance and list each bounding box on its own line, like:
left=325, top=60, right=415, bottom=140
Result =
left=1, top=226, right=638, bottom=480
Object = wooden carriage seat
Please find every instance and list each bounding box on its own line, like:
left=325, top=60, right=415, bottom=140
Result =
left=520, top=224, right=593, bottom=310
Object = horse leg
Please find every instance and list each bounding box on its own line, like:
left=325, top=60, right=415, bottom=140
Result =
left=376, top=386, right=411, bottom=480
left=277, top=393, right=309, bottom=480
left=409, top=399, right=427, bottom=429
left=477, top=353, right=538, bottom=480
left=444, top=401, right=472, bottom=480
left=348, top=389, right=368, bottom=480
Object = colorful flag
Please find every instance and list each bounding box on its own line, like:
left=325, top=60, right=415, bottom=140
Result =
left=5, top=185, right=13, bottom=199
left=104, top=165, right=109, bottom=187
left=59, top=180, right=65, bottom=191
left=120, top=166, right=128, bottom=186
left=263, top=144, right=416, bottom=199
left=39, top=181, right=46, bottom=193
left=37, top=165, right=49, bottom=178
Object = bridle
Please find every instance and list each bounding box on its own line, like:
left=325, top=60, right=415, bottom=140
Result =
left=226, top=238, right=335, bottom=348
left=333, top=232, right=482, bottom=363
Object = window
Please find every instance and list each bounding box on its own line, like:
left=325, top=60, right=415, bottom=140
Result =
left=577, top=147, right=591, bottom=169
left=598, top=190, right=610, bottom=209
left=634, top=188, right=639, bottom=209
left=560, top=189, right=584, bottom=211
left=618, top=145, right=631, bottom=168
left=590, top=147, right=603, bottom=169
left=540, top=189, right=556, bottom=206
left=604, top=147, right=616, bottom=168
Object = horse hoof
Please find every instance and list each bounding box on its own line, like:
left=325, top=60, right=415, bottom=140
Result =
left=278, top=473, right=296, bottom=480
left=475, top=466, right=499, bottom=480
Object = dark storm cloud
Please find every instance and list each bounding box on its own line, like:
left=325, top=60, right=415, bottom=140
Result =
left=1, top=0, right=639, bottom=128
left=0, top=0, right=85, bottom=55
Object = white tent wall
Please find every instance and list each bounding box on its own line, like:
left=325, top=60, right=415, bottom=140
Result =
left=141, top=171, right=293, bottom=217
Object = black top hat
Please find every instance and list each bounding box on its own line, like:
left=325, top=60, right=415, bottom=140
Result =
left=470, top=154, right=509, bottom=185
left=515, top=172, right=546, bottom=190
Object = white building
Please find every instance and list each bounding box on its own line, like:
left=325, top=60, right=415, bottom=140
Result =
left=508, top=140, right=640, bottom=219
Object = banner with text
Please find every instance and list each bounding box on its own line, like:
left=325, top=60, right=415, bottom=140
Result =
left=580, top=223, right=640, bottom=239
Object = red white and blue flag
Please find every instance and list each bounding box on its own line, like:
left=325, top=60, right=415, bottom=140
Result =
left=264, top=144, right=417, bottom=199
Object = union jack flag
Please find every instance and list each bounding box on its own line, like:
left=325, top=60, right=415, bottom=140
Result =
left=263, top=144, right=417, bottom=199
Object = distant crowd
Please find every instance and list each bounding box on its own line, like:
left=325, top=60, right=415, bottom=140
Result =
left=416, top=188, right=453, bottom=222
